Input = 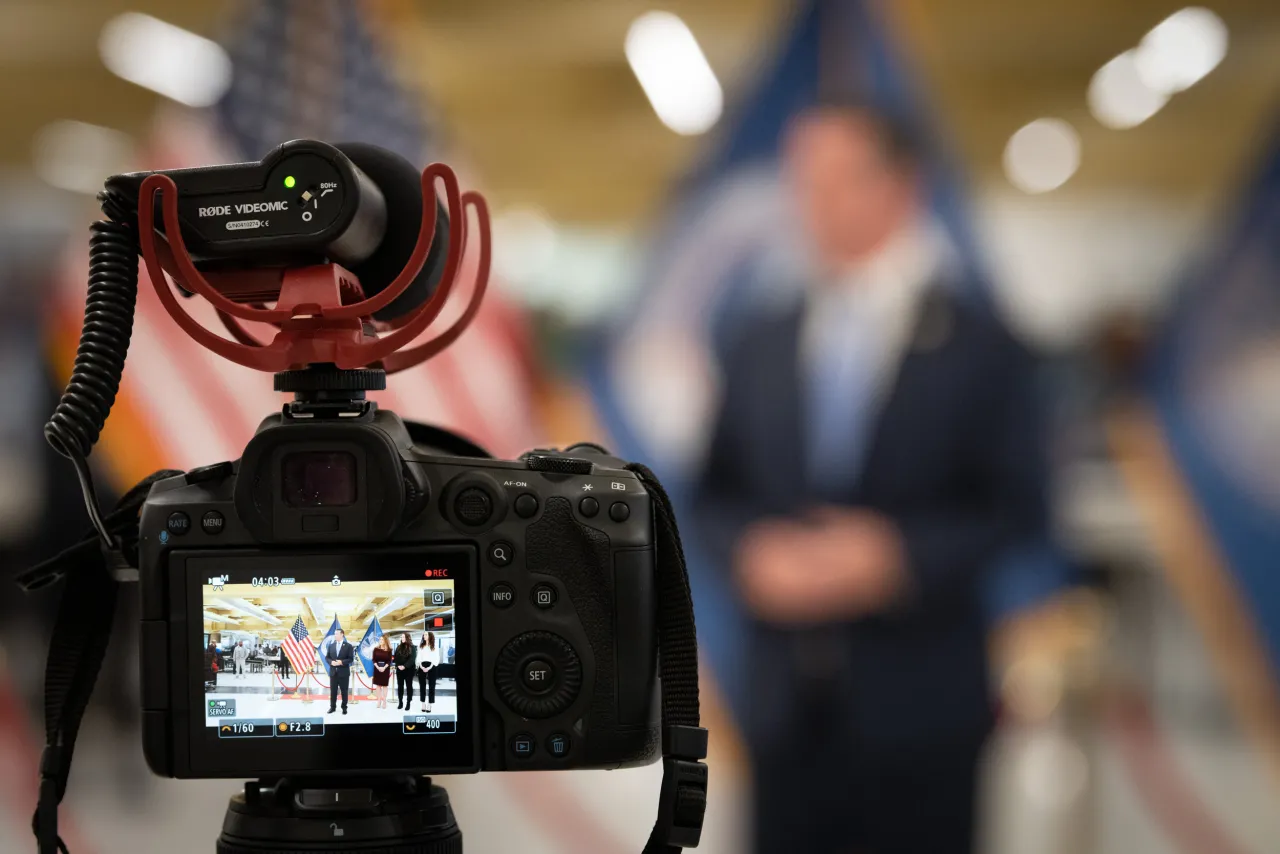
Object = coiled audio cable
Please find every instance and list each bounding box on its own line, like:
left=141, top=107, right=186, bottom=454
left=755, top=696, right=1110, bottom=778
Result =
left=44, top=190, right=139, bottom=549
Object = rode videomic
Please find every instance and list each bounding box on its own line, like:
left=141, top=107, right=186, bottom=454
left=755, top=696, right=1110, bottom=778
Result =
left=46, top=140, right=490, bottom=547
left=107, top=140, right=451, bottom=321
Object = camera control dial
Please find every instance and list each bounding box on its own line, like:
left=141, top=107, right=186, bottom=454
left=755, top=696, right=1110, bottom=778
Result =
left=494, top=631, right=582, bottom=719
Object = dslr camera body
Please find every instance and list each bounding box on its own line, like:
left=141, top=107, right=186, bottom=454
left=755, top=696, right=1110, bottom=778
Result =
left=139, top=396, right=660, bottom=778
left=28, top=138, right=706, bottom=853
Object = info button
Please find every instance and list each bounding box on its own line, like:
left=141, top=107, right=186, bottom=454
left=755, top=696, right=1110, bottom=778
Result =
left=489, top=583, right=516, bottom=610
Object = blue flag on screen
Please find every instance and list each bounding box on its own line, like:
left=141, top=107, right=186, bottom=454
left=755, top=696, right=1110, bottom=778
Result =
left=1152, top=117, right=1280, bottom=672
left=584, top=0, right=1068, bottom=715
left=358, top=615, right=384, bottom=678
left=319, top=616, right=343, bottom=678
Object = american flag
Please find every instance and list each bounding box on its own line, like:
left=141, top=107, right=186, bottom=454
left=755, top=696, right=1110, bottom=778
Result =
left=280, top=615, right=316, bottom=677
left=48, top=0, right=542, bottom=489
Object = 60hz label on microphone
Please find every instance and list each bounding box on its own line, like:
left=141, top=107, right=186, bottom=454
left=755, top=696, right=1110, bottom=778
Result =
left=198, top=201, right=289, bottom=217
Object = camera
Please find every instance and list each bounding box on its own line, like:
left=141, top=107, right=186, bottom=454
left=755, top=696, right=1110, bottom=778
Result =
left=25, top=139, right=706, bottom=854
left=139, top=398, right=660, bottom=778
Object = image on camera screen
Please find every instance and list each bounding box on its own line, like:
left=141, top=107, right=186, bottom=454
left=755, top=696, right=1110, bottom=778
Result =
left=201, top=575, right=457, bottom=739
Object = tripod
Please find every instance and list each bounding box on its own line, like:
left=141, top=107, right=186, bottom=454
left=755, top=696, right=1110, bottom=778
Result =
left=218, top=776, right=461, bottom=853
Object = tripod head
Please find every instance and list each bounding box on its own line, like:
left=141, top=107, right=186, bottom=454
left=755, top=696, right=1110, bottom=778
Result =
left=218, top=776, right=461, bottom=854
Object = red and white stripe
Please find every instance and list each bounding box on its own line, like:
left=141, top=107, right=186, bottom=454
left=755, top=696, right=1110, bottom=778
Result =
left=281, top=618, right=317, bottom=676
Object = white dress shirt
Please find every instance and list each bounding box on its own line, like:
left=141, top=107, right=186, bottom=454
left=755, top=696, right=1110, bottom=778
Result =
left=802, top=219, right=954, bottom=400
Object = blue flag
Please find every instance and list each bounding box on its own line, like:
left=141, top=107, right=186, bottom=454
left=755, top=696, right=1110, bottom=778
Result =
left=1151, top=116, right=1280, bottom=673
left=584, top=0, right=1068, bottom=717
left=318, top=616, right=343, bottom=678
left=357, top=615, right=384, bottom=678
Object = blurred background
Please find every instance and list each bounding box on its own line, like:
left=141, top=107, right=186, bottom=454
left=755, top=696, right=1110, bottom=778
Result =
left=2, top=0, right=1280, bottom=851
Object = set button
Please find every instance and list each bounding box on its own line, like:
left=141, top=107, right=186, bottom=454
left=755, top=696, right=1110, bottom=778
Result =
left=521, top=658, right=557, bottom=693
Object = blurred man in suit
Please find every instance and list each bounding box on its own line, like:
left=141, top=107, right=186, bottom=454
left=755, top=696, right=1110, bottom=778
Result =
left=693, top=99, right=1047, bottom=854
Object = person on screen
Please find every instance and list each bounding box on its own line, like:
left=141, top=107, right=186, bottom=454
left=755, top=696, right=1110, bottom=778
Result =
left=232, top=640, right=249, bottom=680
left=416, top=631, right=441, bottom=713
left=371, top=634, right=393, bottom=709
left=394, top=632, right=415, bottom=710
left=204, top=639, right=219, bottom=689
left=327, top=629, right=354, bottom=715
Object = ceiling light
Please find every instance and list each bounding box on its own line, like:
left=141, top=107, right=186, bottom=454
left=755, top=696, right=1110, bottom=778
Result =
left=100, top=12, right=232, bottom=107
left=1088, top=50, right=1169, bottom=129
left=1134, top=7, right=1228, bottom=94
left=1003, top=118, right=1081, bottom=194
left=374, top=597, right=410, bottom=620
left=625, top=11, right=723, bottom=135
left=32, top=120, right=134, bottom=195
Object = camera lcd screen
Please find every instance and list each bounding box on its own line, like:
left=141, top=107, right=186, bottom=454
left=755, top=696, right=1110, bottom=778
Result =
left=183, top=549, right=476, bottom=775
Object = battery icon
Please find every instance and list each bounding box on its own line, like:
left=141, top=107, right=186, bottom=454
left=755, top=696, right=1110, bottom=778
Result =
left=281, top=578, right=296, bottom=585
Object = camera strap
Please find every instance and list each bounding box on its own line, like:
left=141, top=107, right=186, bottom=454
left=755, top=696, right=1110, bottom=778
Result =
left=626, top=462, right=709, bottom=853
left=19, top=464, right=708, bottom=854
left=18, top=470, right=182, bottom=854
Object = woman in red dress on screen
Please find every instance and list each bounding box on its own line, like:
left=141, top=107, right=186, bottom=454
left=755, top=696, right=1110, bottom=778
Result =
left=371, top=634, right=393, bottom=709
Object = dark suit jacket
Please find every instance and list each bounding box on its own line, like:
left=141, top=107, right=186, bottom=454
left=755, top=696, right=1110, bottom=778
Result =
left=693, top=285, right=1047, bottom=751
left=331, top=641, right=354, bottom=679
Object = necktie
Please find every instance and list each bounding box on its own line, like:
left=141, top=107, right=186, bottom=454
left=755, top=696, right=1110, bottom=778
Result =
left=805, top=292, right=879, bottom=498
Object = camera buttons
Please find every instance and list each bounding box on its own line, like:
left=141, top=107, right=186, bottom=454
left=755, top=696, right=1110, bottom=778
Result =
left=489, top=583, right=516, bottom=609
left=495, top=632, right=583, bottom=719
left=547, top=733, right=571, bottom=759
left=609, top=501, right=630, bottom=522
left=489, top=541, right=514, bottom=567
left=201, top=510, right=225, bottom=535
left=166, top=512, right=191, bottom=536
left=514, top=493, right=539, bottom=518
left=520, top=657, right=557, bottom=693
left=579, top=496, right=599, bottom=518
left=454, top=487, right=493, bottom=526
left=531, top=584, right=557, bottom=609
left=510, top=733, right=536, bottom=759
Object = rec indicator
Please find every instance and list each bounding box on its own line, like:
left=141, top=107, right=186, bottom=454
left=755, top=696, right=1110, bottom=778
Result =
left=217, top=718, right=274, bottom=738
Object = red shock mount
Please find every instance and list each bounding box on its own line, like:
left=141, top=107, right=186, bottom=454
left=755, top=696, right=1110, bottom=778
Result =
left=136, top=162, right=490, bottom=374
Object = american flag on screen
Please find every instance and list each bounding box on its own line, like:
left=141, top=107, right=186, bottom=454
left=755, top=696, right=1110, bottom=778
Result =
left=48, top=0, right=542, bottom=491
left=280, top=616, right=315, bottom=677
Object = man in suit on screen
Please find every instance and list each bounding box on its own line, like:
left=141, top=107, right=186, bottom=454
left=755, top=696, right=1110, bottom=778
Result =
left=327, top=628, right=354, bottom=715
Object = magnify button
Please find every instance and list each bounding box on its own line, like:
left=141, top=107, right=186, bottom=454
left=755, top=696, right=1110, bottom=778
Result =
left=489, top=541, right=514, bottom=567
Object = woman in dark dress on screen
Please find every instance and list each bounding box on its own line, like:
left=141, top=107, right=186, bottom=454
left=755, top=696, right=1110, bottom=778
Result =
left=371, top=635, right=393, bottom=709
left=394, top=633, right=415, bottom=710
